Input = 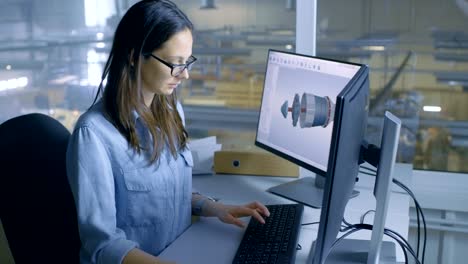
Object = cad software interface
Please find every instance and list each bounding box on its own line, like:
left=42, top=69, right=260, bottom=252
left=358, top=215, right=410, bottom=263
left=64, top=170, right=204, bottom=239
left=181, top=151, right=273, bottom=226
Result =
left=257, top=51, right=360, bottom=172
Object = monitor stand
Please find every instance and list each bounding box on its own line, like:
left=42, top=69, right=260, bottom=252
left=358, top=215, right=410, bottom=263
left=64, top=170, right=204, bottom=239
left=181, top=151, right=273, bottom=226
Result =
left=267, top=173, right=359, bottom=209
left=311, top=239, right=397, bottom=264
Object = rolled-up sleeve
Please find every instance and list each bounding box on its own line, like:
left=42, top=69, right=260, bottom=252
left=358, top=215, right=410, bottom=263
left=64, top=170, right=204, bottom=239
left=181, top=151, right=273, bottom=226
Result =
left=66, top=125, right=137, bottom=264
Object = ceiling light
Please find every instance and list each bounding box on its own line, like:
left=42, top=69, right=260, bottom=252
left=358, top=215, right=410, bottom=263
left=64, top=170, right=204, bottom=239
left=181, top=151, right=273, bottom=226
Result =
left=0, top=77, right=28, bottom=92
left=96, top=42, right=106, bottom=48
left=423, top=105, right=442, bottom=112
left=362, top=45, right=385, bottom=51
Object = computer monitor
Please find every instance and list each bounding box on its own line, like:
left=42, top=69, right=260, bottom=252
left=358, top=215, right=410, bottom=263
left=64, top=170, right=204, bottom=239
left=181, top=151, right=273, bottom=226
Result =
left=255, top=50, right=400, bottom=263
left=255, top=50, right=365, bottom=208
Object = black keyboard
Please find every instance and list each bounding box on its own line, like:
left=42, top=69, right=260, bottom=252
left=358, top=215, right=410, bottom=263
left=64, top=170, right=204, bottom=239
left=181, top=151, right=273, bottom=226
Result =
left=232, top=203, right=304, bottom=264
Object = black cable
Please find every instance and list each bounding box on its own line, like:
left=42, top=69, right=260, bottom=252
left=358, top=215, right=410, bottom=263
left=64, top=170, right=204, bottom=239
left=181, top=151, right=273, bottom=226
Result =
left=358, top=170, right=378, bottom=177
left=301, top=221, right=319, bottom=226
left=359, top=165, right=425, bottom=264
left=357, top=166, right=418, bottom=256
left=360, top=165, right=377, bottom=173
left=352, top=213, right=415, bottom=258
left=384, top=229, right=409, bottom=264
left=325, top=228, right=360, bottom=261
left=417, top=201, right=426, bottom=264
left=340, top=217, right=353, bottom=232
left=340, top=223, right=414, bottom=255
left=360, top=209, right=375, bottom=224
left=415, top=194, right=421, bottom=258
left=341, top=223, right=421, bottom=264
left=384, top=229, right=419, bottom=264
left=392, top=180, right=425, bottom=261
left=385, top=228, right=413, bottom=258
left=393, top=178, right=427, bottom=264
left=390, top=176, right=421, bottom=258
left=327, top=225, right=412, bottom=264
left=342, top=217, right=352, bottom=227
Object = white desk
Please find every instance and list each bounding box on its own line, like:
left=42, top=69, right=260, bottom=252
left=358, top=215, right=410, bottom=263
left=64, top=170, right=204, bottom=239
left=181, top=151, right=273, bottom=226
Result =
left=160, top=163, right=411, bottom=263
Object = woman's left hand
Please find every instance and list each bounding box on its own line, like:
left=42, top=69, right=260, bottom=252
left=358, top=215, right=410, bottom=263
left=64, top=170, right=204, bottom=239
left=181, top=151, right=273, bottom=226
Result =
left=209, top=201, right=271, bottom=228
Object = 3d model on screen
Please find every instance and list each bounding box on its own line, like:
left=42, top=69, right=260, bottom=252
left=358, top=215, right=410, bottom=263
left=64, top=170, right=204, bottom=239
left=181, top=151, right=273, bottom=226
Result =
left=280, top=93, right=335, bottom=128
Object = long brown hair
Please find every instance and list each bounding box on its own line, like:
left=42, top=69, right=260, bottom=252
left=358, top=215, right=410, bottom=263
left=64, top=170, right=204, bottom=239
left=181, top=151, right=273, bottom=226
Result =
left=93, top=0, right=192, bottom=163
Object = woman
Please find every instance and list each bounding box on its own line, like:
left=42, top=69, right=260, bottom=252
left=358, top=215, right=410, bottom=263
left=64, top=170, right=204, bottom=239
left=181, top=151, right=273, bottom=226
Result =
left=66, top=1, right=270, bottom=263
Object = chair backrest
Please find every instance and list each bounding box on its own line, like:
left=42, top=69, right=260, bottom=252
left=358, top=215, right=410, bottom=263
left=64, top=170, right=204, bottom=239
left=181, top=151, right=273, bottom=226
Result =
left=0, top=113, right=80, bottom=263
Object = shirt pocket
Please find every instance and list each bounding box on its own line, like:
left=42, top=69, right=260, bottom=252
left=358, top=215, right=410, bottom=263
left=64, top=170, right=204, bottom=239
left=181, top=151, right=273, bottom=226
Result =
left=122, top=165, right=169, bottom=227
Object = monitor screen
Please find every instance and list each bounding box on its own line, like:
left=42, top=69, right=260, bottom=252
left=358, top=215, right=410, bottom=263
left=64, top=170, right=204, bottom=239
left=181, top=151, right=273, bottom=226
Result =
left=255, top=49, right=370, bottom=263
left=256, top=50, right=362, bottom=175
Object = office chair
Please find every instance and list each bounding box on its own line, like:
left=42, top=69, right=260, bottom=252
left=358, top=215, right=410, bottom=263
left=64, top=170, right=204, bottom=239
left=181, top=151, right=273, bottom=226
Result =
left=0, top=113, right=80, bottom=263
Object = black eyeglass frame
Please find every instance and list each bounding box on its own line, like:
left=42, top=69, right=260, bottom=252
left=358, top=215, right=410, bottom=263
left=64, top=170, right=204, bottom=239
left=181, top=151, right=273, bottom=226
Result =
left=146, top=53, right=197, bottom=77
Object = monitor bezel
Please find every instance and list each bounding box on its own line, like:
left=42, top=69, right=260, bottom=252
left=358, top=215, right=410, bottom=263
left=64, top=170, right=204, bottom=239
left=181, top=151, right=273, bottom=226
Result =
left=254, top=49, right=368, bottom=177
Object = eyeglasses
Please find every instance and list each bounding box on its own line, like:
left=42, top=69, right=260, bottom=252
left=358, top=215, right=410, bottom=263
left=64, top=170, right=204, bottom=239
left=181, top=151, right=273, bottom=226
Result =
left=147, top=54, right=197, bottom=77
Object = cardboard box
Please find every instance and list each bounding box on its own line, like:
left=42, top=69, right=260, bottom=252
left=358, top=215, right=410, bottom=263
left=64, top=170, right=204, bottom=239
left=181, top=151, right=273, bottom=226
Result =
left=214, top=150, right=299, bottom=177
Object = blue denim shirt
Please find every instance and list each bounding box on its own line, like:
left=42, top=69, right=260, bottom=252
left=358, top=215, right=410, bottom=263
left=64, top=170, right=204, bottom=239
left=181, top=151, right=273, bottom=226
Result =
left=66, top=101, right=193, bottom=264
